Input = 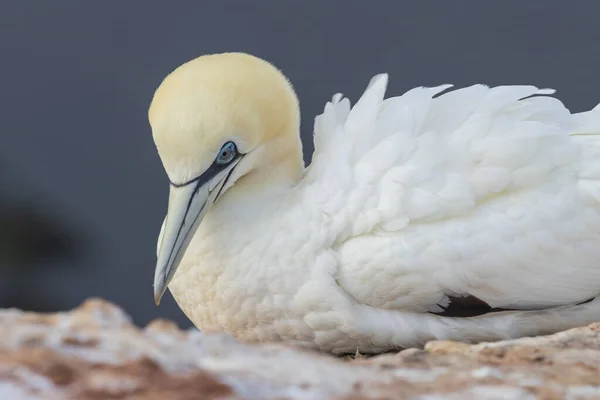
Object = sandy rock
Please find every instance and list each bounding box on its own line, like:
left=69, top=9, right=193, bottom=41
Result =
left=0, top=299, right=599, bottom=399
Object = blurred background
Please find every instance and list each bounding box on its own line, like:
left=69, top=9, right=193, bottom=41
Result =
left=1, top=1, right=599, bottom=328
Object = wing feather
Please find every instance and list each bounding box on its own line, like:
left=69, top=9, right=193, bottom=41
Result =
left=300, top=74, right=600, bottom=313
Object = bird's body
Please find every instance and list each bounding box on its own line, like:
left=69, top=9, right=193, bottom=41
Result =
left=150, top=53, right=600, bottom=354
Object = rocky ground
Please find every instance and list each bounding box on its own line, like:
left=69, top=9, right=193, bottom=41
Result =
left=0, top=299, right=599, bottom=399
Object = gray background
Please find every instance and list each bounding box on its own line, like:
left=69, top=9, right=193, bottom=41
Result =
left=1, top=1, right=599, bottom=328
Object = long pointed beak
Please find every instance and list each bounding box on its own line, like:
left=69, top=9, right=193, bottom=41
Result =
left=153, top=162, right=239, bottom=305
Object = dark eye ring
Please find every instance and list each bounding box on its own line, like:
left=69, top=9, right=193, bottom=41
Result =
left=215, top=141, right=237, bottom=165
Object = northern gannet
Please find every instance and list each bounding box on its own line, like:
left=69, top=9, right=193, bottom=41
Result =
left=149, top=52, right=600, bottom=354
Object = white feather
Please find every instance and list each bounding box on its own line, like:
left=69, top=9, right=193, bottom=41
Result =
left=301, top=75, right=600, bottom=321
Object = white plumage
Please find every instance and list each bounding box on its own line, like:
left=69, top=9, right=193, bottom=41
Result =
left=150, top=53, right=600, bottom=354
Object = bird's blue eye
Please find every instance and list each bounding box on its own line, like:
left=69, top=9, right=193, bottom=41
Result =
left=215, top=141, right=237, bottom=165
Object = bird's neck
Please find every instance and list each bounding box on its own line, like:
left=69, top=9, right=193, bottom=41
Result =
left=180, top=155, right=312, bottom=281
left=192, top=128, right=309, bottom=263
left=175, top=129, right=308, bottom=279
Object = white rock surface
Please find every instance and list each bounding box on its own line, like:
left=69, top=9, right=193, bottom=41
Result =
left=1, top=299, right=599, bottom=399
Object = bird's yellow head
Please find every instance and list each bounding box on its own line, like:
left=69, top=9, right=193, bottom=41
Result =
left=149, top=52, right=303, bottom=304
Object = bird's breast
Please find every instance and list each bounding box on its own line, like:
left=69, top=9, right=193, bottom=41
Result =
left=166, top=211, right=332, bottom=344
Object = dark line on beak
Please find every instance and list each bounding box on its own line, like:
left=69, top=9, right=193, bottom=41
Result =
left=170, top=153, right=243, bottom=188
left=214, top=167, right=236, bottom=202
left=161, top=179, right=204, bottom=287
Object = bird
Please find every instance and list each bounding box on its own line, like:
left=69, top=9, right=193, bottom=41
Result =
left=149, top=52, right=600, bottom=354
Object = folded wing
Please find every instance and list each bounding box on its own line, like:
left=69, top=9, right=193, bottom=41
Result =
left=300, top=75, right=600, bottom=314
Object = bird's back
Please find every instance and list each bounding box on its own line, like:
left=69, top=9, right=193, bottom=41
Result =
left=301, top=75, right=600, bottom=316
